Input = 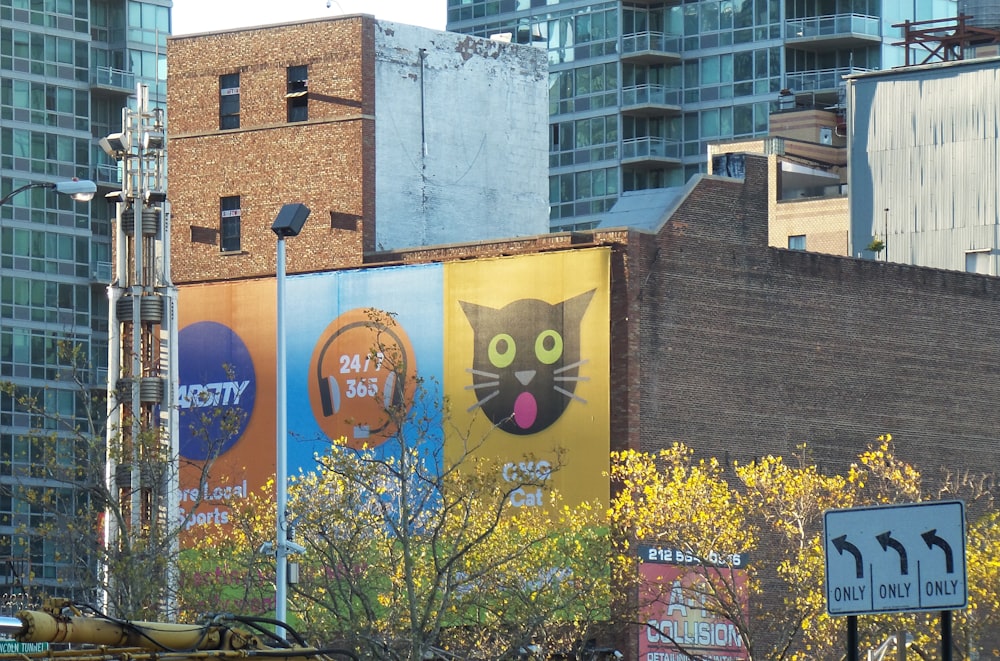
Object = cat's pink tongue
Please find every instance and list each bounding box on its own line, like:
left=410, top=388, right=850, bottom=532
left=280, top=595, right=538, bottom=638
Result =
left=513, top=392, right=537, bottom=429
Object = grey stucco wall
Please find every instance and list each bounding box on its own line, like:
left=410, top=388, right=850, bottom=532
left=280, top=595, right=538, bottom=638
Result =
left=374, top=22, right=549, bottom=250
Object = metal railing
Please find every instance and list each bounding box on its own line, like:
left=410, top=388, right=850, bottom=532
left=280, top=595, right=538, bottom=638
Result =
left=91, top=261, right=112, bottom=282
left=622, top=83, right=682, bottom=109
left=622, top=30, right=682, bottom=56
left=622, top=136, right=682, bottom=161
left=785, top=67, right=870, bottom=92
left=91, top=66, right=134, bottom=91
left=93, top=163, right=122, bottom=185
left=786, top=13, right=880, bottom=39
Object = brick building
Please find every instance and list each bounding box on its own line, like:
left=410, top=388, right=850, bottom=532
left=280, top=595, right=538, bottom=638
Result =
left=709, top=108, right=850, bottom=257
left=175, top=146, right=1000, bottom=655
left=167, top=18, right=1000, bottom=656
left=166, top=15, right=548, bottom=283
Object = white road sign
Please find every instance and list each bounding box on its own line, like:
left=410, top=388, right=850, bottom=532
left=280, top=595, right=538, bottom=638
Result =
left=824, top=500, right=967, bottom=616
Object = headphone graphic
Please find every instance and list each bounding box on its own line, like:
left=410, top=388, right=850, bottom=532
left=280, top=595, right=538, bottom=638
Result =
left=314, top=319, right=410, bottom=433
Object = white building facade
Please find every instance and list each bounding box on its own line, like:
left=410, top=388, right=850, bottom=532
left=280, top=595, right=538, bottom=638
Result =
left=847, top=58, right=1000, bottom=273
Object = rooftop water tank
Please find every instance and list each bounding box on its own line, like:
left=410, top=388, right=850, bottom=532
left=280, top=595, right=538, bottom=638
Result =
left=960, top=0, right=1000, bottom=29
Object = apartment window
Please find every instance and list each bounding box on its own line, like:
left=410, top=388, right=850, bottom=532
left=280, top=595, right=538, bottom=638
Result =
left=788, top=235, right=806, bottom=251
left=286, top=65, right=308, bottom=122
left=220, top=196, right=241, bottom=253
left=220, top=73, right=240, bottom=130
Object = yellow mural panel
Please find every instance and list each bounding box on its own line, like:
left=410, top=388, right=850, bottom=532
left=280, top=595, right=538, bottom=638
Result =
left=443, top=248, right=610, bottom=509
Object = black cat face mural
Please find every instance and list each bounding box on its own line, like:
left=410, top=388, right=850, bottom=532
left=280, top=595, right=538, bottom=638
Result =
left=459, top=290, right=595, bottom=435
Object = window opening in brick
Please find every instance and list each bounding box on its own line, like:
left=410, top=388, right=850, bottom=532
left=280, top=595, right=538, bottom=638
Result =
left=287, top=65, right=308, bottom=122
left=788, top=234, right=806, bottom=251
left=220, top=72, right=240, bottom=130
left=220, top=196, right=242, bottom=252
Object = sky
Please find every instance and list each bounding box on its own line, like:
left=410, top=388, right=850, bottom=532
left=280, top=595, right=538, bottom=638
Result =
left=171, top=0, right=446, bottom=36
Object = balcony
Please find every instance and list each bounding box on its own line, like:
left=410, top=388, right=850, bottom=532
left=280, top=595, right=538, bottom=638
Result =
left=91, top=66, right=134, bottom=95
left=623, top=0, right=682, bottom=7
left=784, top=66, right=870, bottom=105
left=91, top=261, right=113, bottom=284
left=622, top=31, right=681, bottom=64
left=93, top=162, right=122, bottom=187
left=621, top=84, right=682, bottom=117
left=785, top=14, right=882, bottom=50
left=621, top=137, right=682, bottom=168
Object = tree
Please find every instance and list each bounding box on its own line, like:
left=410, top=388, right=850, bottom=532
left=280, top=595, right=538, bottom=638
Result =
left=180, top=310, right=612, bottom=660
left=609, top=437, right=1000, bottom=661
left=0, top=341, right=244, bottom=619
left=608, top=443, right=760, bottom=661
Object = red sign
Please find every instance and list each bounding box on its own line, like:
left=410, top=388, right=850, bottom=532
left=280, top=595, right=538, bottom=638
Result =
left=639, top=556, right=748, bottom=661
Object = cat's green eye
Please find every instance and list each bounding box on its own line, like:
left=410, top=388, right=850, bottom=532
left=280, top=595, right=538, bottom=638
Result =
left=535, top=329, right=563, bottom=364
left=489, top=333, right=516, bottom=368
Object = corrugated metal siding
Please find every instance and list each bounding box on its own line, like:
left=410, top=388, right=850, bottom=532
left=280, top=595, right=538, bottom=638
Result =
left=849, top=62, right=1000, bottom=272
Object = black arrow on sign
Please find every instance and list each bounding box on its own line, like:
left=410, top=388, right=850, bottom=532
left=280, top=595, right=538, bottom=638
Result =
left=922, top=529, right=954, bottom=573
left=876, top=531, right=908, bottom=575
left=832, top=534, right=864, bottom=578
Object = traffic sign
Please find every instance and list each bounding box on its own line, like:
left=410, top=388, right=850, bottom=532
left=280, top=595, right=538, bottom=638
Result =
left=824, top=500, right=967, bottom=616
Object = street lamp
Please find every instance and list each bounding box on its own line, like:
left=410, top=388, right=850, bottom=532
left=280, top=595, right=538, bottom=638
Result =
left=270, top=203, right=310, bottom=634
left=0, top=179, right=97, bottom=206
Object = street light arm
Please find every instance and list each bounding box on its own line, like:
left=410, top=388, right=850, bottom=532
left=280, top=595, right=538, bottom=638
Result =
left=0, top=180, right=97, bottom=206
left=0, top=182, right=52, bottom=207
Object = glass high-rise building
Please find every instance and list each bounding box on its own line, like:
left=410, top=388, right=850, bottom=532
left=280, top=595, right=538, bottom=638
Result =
left=447, top=0, right=958, bottom=232
left=0, top=0, right=168, bottom=602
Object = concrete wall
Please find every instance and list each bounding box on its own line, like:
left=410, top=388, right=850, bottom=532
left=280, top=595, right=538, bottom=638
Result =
left=373, top=22, right=549, bottom=251
left=848, top=58, right=1000, bottom=270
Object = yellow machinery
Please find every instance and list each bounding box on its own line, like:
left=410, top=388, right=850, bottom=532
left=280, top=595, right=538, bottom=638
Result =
left=0, top=600, right=355, bottom=661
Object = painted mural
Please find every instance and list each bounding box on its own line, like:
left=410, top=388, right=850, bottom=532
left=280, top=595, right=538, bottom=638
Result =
left=177, top=248, right=610, bottom=533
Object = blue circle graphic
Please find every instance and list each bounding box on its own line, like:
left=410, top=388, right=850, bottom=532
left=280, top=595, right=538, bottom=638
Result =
left=178, top=321, right=256, bottom=460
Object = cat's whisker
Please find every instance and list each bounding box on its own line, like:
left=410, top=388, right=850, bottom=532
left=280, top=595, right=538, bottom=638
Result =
left=555, top=375, right=589, bottom=383
left=467, top=367, right=500, bottom=379
left=554, top=386, right=586, bottom=403
left=554, top=359, right=588, bottom=374
left=465, top=381, right=499, bottom=390
left=467, top=390, right=500, bottom=413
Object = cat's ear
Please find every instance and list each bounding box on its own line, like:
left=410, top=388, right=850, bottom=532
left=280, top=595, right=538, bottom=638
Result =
left=458, top=299, right=492, bottom=324
left=564, top=289, right=596, bottom=320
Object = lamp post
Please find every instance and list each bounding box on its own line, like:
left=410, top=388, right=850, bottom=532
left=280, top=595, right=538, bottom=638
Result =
left=0, top=179, right=97, bottom=206
left=270, top=203, right=310, bottom=634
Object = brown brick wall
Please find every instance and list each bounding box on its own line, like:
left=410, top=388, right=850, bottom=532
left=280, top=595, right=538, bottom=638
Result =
left=631, top=155, right=1000, bottom=484
left=167, top=17, right=376, bottom=283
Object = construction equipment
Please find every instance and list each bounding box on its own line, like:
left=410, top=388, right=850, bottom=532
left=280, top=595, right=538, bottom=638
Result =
left=0, top=599, right=355, bottom=661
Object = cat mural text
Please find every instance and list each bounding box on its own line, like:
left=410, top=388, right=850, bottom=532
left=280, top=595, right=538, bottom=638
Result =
left=823, top=500, right=968, bottom=615
left=502, top=460, right=551, bottom=507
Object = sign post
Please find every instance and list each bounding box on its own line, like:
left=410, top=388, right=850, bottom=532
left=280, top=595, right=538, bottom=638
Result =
left=823, top=500, right=967, bottom=661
